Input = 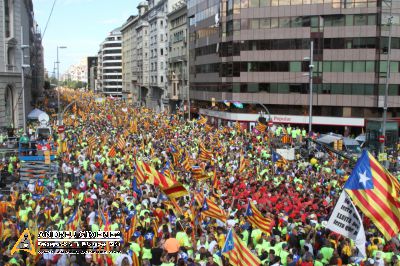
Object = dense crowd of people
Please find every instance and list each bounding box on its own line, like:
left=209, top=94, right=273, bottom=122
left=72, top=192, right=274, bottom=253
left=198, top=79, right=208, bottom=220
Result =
left=0, top=90, right=399, bottom=266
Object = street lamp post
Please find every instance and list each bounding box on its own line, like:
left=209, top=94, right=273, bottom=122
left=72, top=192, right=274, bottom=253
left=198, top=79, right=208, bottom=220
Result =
left=304, top=41, right=314, bottom=135
left=381, top=0, right=393, bottom=156
left=56, top=46, right=67, bottom=126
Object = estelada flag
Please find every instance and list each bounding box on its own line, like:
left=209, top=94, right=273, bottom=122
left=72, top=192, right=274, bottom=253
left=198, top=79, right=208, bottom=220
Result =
left=222, top=229, right=261, bottom=266
left=201, top=198, right=227, bottom=223
left=197, top=115, right=207, bottom=125
left=344, top=150, right=400, bottom=240
left=244, top=201, right=274, bottom=235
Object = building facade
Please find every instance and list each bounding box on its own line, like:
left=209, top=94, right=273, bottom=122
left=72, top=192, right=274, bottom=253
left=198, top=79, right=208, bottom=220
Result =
left=188, top=0, right=400, bottom=130
left=121, top=15, right=139, bottom=101
left=0, top=0, right=43, bottom=129
left=148, top=0, right=167, bottom=111
left=62, top=58, right=88, bottom=84
left=87, top=56, right=98, bottom=91
left=121, top=2, right=151, bottom=105
left=96, top=28, right=122, bottom=96
left=167, top=2, right=188, bottom=112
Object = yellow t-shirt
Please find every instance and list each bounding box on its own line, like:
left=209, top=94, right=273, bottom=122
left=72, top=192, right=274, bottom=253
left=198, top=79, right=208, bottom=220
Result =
left=218, top=234, right=226, bottom=248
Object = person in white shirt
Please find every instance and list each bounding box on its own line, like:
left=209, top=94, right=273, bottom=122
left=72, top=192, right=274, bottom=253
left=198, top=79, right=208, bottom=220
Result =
left=87, top=207, right=96, bottom=226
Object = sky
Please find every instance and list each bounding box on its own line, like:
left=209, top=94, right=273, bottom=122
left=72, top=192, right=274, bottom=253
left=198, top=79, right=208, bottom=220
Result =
left=32, top=0, right=139, bottom=76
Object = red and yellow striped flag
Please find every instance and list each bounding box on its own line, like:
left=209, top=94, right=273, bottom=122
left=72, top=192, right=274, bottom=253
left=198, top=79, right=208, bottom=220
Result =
left=200, top=197, right=227, bottom=223
left=245, top=201, right=274, bottom=235
left=281, top=135, right=292, bottom=144
left=198, top=143, right=213, bottom=161
left=239, top=155, right=249, bottom=173
left=213, top=168, right=220, bottom=190
left=191, top=166, right=209, bottom=181
left=255, top=122, right=267, bottom=133
left=137, top=161, right=188, bottom=199
left=108, top=146, right=117, bottom=158
left=197, top=115, right=207, bottom=125
left=205, top=124, right=213, bottom=132
left=182, top=153, right=193, bottom=171
left=130, top=120, right=138, bottom=133
left=222, top=229, right=261, bottom=266
left=344, top=150, right=400, bottom=240
left=132, top=251, right=140, bottom=266
left=117, top=137, right=126, bottom=150
left=86, top=136, right=96, bottom=147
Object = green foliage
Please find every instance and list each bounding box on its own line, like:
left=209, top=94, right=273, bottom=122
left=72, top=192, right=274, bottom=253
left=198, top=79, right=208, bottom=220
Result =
left=62, top=80, right=87, bottom=90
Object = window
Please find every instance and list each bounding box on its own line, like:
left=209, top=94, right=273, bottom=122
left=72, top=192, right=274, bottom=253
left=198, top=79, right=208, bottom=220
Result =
left=379, top=61, right=387, bottom=74
left=271, top=18, right=279, bottom=28
left=233, top=20, right=241, bottom=31
left=391, top=62, right=399, bottom=72
left=365, top=84, right=374, bottom=95
left=366, top=61, right=375, bottom=72
left=248, top=84, right=259, bottom=92
left=249, top=0, right=259, bottom=7
left=260, top=0, right=270, bottom=6
left=389, top=85, right=399, bottom=96
left=332, top=61, right=344, bottom=72
left=354, top=15, right=367, bottom=26
left=241, top=0, right=249, bottom=8
left=331, top=84, right=343, bottom=94
left=250, top=19, right=259, bottom=29
left=367, top=14, right=376, bottom=25
left=291, top=17, right=303, bottom=27
left=323, top=61, right=331, bottom=72
left=331, top=15, right=345, bottom=26
left=278, top=84, right=289, bottom=93
left=345, top=15, right=354, bottom=26
left=279, top=17, right=291, bottom=28
left=352, top=84, right=364, bottom=95
left=290, top=61, right=301, bottom=72
left=344, top=61, right=352, bottom=72
left=160, top=76, right=163, bottom=83
left=260, top=18, right=270, bottom=29
left=259, top=83, right=270, bottom=92
left=248, top=62, right=259, bottom=71
left=160, top=49, right=163, bottom=55
left=241, top=19, right=249, bottom=30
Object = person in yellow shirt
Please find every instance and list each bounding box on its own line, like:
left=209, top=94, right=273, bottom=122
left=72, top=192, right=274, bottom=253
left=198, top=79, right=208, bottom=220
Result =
left=367, top=238, right=379, bottom=257
left=217, top=227, right=225, bottom=249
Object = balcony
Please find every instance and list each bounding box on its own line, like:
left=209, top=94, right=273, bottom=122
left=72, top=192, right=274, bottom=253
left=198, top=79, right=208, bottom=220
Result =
left=6, top=65, right=17, bottom=72
left=167, top=93, right=179, bottom=100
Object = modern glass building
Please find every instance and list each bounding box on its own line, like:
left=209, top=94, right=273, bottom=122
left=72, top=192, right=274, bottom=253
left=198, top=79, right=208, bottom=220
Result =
left=188, top=0, right=400, bottom=130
